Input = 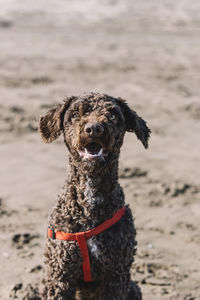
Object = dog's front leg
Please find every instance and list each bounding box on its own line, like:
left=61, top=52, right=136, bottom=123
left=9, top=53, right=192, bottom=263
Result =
left=41, top=277, right=76, bottom=300
left=41, top=239, right=81, bottom=300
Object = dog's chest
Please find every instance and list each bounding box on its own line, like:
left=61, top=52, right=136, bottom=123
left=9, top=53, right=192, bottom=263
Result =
left=83, top=176, right=113, bottom=260
left=84, top=176, right=104, bottom=206
left=87, top=238, right=100, bottom=259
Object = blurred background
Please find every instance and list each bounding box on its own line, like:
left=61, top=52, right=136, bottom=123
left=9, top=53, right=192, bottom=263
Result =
left=0, top=1, right=200, bottom=299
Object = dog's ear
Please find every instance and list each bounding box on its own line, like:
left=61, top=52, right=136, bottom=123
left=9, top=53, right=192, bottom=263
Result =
left=39, top=98, right=73, bottom=143
left=116, top=98, right=151, bottom=149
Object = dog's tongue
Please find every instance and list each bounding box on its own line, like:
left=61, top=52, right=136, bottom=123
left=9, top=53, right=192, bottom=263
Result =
left=86, top=143, right=101, bottom=155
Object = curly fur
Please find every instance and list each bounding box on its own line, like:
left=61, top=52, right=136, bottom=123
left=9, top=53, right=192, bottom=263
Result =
left=39, top=93, right=150, bottom=300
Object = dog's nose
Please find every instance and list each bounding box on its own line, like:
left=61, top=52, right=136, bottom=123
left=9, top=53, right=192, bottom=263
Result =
left=84, top=122, right=104, bottom=137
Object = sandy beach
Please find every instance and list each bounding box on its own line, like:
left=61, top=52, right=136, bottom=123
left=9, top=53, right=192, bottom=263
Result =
left=0, top=1, right=200, bottom=299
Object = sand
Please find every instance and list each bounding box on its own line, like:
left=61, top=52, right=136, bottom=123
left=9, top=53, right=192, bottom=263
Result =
left=0, top=0, right=200, bottom=299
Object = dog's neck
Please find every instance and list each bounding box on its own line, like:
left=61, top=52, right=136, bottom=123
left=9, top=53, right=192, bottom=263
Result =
left=65, top=154, right=125, bottom=230
left=49, top=154, right=125, bottom=231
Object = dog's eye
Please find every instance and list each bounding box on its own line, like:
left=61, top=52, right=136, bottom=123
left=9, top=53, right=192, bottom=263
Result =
left=72, top=112, right=79, bottom=118
left=109, top=114, right=117, bottom=121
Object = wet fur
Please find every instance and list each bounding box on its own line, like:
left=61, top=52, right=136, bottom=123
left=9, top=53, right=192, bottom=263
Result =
left=39, top=93, right=150, bottom=299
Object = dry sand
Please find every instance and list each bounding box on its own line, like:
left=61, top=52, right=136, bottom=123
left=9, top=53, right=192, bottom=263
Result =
left=0, top=1, right=200, bottom=299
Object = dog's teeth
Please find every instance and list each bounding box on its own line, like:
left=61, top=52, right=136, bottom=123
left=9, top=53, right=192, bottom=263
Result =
left=85, top=148, right=92, bottom=158
left=99, top=148, right=105, bottom=161
left=82, top=147, right=105, bottom=160
left=98, top=149, right=103, bottom=156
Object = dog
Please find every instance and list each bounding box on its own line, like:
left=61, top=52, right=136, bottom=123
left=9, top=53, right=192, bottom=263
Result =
left=39, top=93, right=150, bottom=299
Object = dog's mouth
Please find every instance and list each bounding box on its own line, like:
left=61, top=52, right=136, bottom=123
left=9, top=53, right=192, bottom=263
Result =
left=78, top=142, right=108, bottom=161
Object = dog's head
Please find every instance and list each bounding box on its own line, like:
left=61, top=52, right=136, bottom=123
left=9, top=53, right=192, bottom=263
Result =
left=39, top=93, right=151, bottom=167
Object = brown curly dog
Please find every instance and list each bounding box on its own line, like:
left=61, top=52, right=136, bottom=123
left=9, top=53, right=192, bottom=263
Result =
left=39, top=93, right=151, bottom=300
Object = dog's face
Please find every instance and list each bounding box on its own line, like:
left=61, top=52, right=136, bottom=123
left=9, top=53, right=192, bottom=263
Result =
left=63, top=97, right=126, bottom=162
left=39, top=93, right=151, bottom=166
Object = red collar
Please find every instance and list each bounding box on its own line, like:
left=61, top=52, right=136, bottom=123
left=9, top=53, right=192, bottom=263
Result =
left=48, top=206, right=126, bottom=282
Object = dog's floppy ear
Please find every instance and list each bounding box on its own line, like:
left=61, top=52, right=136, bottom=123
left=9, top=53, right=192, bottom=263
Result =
left=39, top=98, right=73, bottom=143
left=116, top=98, right=151, bottom=149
